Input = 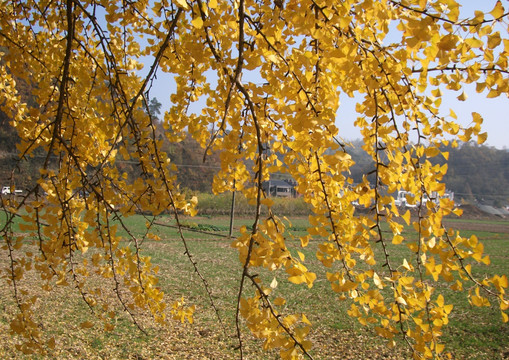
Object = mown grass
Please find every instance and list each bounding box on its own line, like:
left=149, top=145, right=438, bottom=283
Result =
left=1, top=211, right=508, bottom=359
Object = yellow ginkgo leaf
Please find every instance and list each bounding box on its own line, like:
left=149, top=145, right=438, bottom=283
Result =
left=173, top=0, right=189, bottom=10
left=402, top=210, right=411, bottom=226
left=502, top=312, right=509, bottom=323
left=273, top=297, right=286, bottom=306
left=373, top=272, right=384, bottom=289
left=477, top=132, right=488, bottom=144
left=490, top=1, right=505, bottom=18
left=297, top=251, right=305, bottom=261
left=173, top=0, right=190, bottom=10
left=191, top=17, right=204, bottom=29
left=392, top=234, right=404, bottom=245
left=80, top=321, right=95, bottom=329
left=457, top=91, right=468, bottom=101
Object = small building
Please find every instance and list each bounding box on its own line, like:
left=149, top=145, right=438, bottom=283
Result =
left=394, top=190, right=417, bottom=208
left=263, top=179, right=296, bottom=198
left=394, top=189, right=455, bottom=208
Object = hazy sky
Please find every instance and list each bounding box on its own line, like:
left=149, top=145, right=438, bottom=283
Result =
left=145, top=1, right=508, bottom=149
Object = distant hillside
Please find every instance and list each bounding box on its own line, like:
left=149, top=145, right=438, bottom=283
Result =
left=0, top=76, right=507, bottom=205
left=439, top=142, right=509, bottom=206
left=0, top=60, right=39, bottom=190
left=0, top=108, right=222, bottom=192
left=1, top=113, right=508, bottom=205
left=346, top=140, right=509, bottom=206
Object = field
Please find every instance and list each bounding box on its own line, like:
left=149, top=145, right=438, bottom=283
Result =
left=1, top=210, right=509, bottom=359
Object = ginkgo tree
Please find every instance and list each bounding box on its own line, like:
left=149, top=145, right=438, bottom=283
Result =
left=1, top=0, right=508, bottom=358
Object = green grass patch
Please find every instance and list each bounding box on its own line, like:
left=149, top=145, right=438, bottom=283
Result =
left=1, top=211, right=508, bottom=359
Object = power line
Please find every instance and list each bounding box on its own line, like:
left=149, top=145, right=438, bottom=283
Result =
left=1, top=153, right=222, bottom=169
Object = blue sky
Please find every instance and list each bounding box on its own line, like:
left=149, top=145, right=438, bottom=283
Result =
left=144, top=1, right=508, bottom=149
left=444, top=1, right=508, bottom=149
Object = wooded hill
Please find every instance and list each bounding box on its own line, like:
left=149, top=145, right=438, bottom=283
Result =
left=0, top=114, right=220, bottom=193
left=348, top=139, right=509, bottom=206
left=1, top=113, right=508, bottom=206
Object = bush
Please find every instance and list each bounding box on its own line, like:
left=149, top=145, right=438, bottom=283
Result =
left=195, top=192, right=312, bottom=216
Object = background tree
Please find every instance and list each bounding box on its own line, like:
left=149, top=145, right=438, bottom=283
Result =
left=147, top=97, right=162, bottom=121
left=0, top=0, right=508, bottom=359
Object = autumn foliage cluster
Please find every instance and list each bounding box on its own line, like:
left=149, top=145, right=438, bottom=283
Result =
left=1, top=0, right=508, bottom=358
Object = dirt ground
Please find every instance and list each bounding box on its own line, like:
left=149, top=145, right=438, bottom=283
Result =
left=443, top=204, right=509, bottom=233
left=442, top=220, right=509, bottom=233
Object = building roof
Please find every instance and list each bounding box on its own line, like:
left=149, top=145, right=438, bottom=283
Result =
left=263, top=180, right=294, bottom=188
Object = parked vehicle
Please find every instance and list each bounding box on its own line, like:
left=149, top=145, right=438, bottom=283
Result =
left=1, top=186, right=23, bottom=195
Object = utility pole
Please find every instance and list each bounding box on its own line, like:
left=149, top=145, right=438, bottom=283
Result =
left=228, top=130, right=244, bottom=238
left=229, top=180, right=235, bottom=238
